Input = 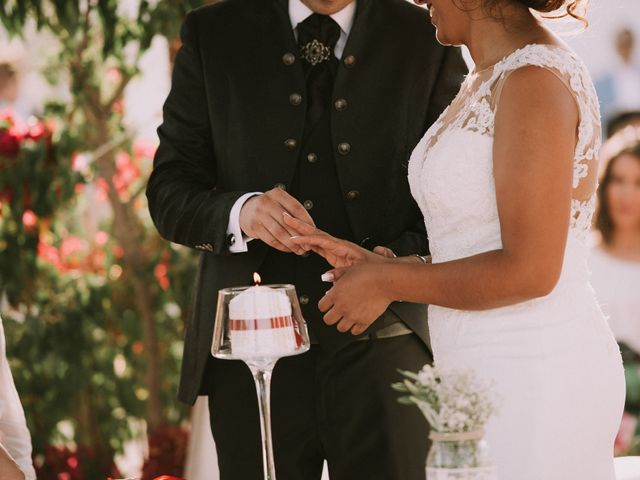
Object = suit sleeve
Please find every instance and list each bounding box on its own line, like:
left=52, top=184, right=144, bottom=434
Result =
left=386, top=46, right=468, bottom=258
left=146, top=11, right=246, bottom=255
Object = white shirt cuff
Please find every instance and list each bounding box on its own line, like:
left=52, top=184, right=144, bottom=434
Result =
left=227, top=192, right=262, bottom=253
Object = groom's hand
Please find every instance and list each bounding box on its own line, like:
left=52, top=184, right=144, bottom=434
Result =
left=240, top=188, right=315, bottom=254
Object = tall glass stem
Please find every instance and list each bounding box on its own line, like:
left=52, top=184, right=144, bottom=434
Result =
left=248, top=362, right=277, bottom=480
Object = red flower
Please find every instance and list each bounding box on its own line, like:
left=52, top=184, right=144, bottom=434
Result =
left=0, top=130, right=20, bottom=156
left=132, top=340, right=144, bottom=355
left=154, top=263, right=170, bottom=291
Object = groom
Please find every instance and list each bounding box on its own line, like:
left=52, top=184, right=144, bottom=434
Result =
left=147, top=0, right=465, bottom=478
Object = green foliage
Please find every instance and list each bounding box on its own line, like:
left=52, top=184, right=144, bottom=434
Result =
left=0, top=0, right=215, bottom=475
left=1, top=0, right=205, bottom=57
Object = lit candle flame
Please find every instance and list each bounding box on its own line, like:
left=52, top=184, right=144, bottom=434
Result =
left=253, top=272, right=262, bottom=286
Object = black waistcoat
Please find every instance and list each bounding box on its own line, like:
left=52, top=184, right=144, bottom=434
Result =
left=260, top=93, right=361, bottom=345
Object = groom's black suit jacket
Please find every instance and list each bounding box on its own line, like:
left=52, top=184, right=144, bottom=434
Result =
left=146, top=0, right=466, bottom=405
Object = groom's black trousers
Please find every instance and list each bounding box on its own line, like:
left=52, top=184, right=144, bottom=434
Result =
left=206, top=333, right=432, bottom=480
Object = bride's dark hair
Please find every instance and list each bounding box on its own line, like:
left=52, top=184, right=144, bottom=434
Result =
left=483, top=0, right=589, bottom=24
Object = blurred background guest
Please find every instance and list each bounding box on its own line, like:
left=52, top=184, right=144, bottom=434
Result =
left=595, top=29, right=640, bottom=133
left=0, top=43, right=29, bottom=119
left=591, top=126, right=640, bottom=454
left=608, top=110, right=640, bottom=138
left=0, top=317, right=36, bottom=480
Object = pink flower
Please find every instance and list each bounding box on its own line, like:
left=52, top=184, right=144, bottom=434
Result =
left=22, top=209, right=37, bottom=229
left=113, top=151, right=141, bottom=197
left=134, top=139, right=157, bottom=159
left=38, top=241, right=61, bottom=267
left=106, top=67, right=123, bottom=83
left=94, top=231, right=108, bottom=246
left=71, top=153, right=90, bottom=174
left=95, top=177, right=109, bottom=202
left=615, top=412, right=637, bottom=455
left=60, top=236, right=86, bottom=259
left=27, top=122, right=48, bottom=141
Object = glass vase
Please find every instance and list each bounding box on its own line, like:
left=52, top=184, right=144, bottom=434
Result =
left=426, top=430, right=497, bottom=480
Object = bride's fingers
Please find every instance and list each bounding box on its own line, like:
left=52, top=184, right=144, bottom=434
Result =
left=321, top=268, right=348, bottom=283
left=351, top=323, right=367, bottom=336
left=283, top=212, right=321, bottom=236
left=323, top=307, right=342, bottom=326
left=290, top=234, right=339, bottom=252
left=337, top=318, right=355, bottom=333
left=318, top=291, right=334, bottom=313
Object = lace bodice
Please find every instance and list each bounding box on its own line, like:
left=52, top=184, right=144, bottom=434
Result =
left=408, top=44, right=601, bottom=266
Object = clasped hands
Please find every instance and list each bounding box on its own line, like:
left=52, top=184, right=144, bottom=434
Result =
left=283, top=212, right=396, bottom=336
left=239, top=188, right=399, bottom=335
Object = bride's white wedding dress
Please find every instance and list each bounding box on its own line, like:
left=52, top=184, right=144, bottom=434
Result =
left=408, top=44, right=625, bottom=479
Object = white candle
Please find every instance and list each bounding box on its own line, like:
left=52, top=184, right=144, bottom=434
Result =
left=228, top=274, right=298, bottom=358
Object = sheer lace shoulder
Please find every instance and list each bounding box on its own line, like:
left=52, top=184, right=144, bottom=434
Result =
left=414, top=43, right=602, bottom=244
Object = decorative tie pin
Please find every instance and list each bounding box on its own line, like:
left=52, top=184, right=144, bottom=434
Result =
left=300, top=39, right=332, bottom=66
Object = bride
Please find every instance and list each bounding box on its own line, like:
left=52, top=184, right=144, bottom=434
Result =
left=284, top=0, right=625, bottom=478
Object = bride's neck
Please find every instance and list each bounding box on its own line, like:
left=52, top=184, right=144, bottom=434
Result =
left=466, top=7, right=547, bottom=72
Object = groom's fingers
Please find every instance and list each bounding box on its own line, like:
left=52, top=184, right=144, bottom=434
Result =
left=273, top=188, right=316, bottom=227
left=373, top=246, right=396, bottom=258
left=263, top=218, right=305, bottom=254
left=255, top=225, right=292, bottom=253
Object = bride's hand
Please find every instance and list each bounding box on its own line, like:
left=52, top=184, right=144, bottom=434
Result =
left=319, top=263, right=392, bottom=335
left=283, top=213, right=388, bottom=269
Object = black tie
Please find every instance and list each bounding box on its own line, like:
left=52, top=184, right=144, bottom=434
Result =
left=297, top=14, right=341, bottom=130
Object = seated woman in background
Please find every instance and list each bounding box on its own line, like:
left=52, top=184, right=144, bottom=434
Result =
left=0, top=316, right=36, bottom=480
left=591, top=126, right=640, bottom=454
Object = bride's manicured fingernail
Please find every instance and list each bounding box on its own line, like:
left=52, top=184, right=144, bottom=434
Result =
left=321, top=272, right=335, bottom=282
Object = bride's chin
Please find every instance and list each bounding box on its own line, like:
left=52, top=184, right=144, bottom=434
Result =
left=435, top=30, right=453, bottom=47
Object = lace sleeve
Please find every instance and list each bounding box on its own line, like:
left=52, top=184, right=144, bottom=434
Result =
left=490, top=44, right=602, bottom=205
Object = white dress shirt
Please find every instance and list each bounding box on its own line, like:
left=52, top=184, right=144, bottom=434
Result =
left=226, top=0, right=357, bottom=253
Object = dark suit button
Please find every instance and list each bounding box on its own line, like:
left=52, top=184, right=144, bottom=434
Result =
left=274, top=183, right=287, bottom=191
left=344, top=55, right=356, bottom=67
left=303, top=200, right=314, bottom=210
left=338, top=142, right=351, bottom=155
left=334, top=99, right=348, bottom=111
left=282, top=53, right=296, bottom=66
left=299, top=295, right=310, bottom=305
left=346, top=190, right=360, bottom=201
left=284, top=138, right=297, bottom=151
left=307, top=153, right=318, bottom=163
left=289, top=93, right=302, bottom=106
